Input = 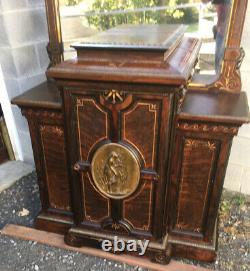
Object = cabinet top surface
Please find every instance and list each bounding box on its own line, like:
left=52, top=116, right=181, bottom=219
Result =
left=12, top=82, right=249, bottom=126
left=48, top=35, right=201, bottom=85
left=179, top=91, right=250, bottom=124
left=72, top=24, right=186, bottom=51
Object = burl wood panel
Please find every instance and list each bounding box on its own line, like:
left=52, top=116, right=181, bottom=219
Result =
left=40, top=124, right=71, bottom=211
left=22, top=109, right=72, bottom=216
left=77, top=98, right=108, bottom=160
left=75, top=97, right=110, bottom=225
left=122, top=101, right=160, bottom=169
left=81, top=172, right=110, bottom=223
left=174, top=138, right=219, bottom=236
left=121, top=94, right=172, bottom=238
left=123, top=180, right=154, bottom=232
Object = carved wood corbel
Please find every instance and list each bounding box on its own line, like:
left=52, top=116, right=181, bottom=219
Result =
left=213, top=46, right=245, bottom=92
left=44, top=0, right=64, bottom=68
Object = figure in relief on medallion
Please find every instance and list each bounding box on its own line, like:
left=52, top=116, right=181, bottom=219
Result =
left=102, top=151, right=128, bottom=194
left=92, top=144, right=140, bottom=199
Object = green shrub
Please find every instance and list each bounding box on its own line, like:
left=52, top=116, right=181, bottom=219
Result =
left=60, top=0, right=82, bottom=6
left=87, top=0, right=199, bottom=30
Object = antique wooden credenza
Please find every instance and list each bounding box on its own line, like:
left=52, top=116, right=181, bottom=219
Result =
left=12, top=0, right=249, bottom=264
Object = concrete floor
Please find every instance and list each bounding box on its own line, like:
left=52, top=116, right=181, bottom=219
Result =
left=0, top=161, right=34, bottom=193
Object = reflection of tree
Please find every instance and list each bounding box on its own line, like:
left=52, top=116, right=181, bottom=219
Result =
left=86, top=0, right=199, bottom=30
left=60, top=0, right=82, bottom=6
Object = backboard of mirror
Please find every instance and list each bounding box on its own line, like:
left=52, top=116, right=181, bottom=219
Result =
left=45, top=0, right=248, bottom=93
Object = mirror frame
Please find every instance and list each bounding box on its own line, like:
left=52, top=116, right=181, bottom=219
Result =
left=44, top=0, right=248, bottom=94
left=45, top=0, right=64, bottom=67
left=188, top=0, right=248, bottom=93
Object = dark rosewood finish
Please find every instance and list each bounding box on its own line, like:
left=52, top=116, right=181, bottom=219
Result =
left=13, top=84, right=73, bottom=234
left=23, top=107, right=73, bottom=234
left=11, top=14, right=250, bottom=264
left=13, top=84, right=249, bottom=263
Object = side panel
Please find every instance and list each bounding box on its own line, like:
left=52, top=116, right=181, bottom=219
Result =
left=23, top=109, right=72, bottom=216
left=174, top=138, right=219, bottom=236
left=169, top=121, right=235, bottom=243
left=40, top=124, right=71, bottom=211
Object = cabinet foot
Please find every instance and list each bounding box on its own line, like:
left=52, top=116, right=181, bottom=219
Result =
left=64, top=232, right=83, bottom=248
left=152, top=244, right=172, bottom=265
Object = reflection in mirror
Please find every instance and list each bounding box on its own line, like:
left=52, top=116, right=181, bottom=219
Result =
left=200, top=0, right=232, bottom=73
left=59, top=0, right=232, bottom=75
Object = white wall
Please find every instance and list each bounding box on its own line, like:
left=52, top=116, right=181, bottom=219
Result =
left=224, top=5, right=250, bottom=194
left=0, top=0, right=49, bottom=164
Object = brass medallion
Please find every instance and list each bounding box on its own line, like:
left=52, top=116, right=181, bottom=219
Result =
left=91, top=143, right=140, bottom=199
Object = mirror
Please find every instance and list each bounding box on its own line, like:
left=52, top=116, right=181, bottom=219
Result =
left=45, top=0, right=248, bottom=93
left=58, top=0, right=233, bottom=75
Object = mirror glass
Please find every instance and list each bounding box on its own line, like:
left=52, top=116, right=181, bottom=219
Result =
left=59, top=0, right=233, bottom=75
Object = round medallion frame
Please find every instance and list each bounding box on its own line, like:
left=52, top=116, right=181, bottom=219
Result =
left=91, top=143, right=140, bottom=199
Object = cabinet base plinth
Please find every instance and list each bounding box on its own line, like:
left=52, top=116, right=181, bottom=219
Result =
left=64, top=227, right=173, bottom=265
left=35, top=212, right=73, bottom=235
left=34, top=213, right=217, bottom=263
left=172, top=243, right=216, bottom=262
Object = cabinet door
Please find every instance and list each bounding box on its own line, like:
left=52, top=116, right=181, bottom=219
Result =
left=65, top=87, right=175, bottom=240
left=169, top=123, right=234, bottom=241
